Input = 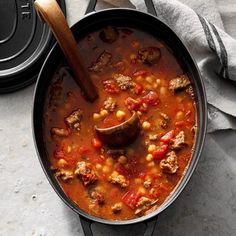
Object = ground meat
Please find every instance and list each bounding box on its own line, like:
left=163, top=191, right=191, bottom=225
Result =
left=111, top=202, right=123, bottom=213
left=90, top=191, right=105, bottom=205
left=138, top=47, right=161, bottom=65
left=74, top=161, right=98, bottom=186
left=113, top=74, right=134, bottom=90
left=169, top=74, right=191, bottom=92
left=65, top=109, right=83, bottom=132
left=103, top=97, right=117, bottom=112
left=160, top=151, right=179, bottom=174
left=99, top=26, right=119, bottom=43
left=51, top=127, right=69, bottom=137
left=55, top=169, right=74, bottom=182
left=135, top=197, right=158, bottom=216
left=185, top=85, right=195, bottom=99
left=171, top=131, right=187, bottom=150
left=108, top=171, right=129, bottom=188
left=159, top=112, right=170, bottom=129
left=148, top=134, right=159, bottom=141
left=143, top=179, right=152, bottom=188
left=89, top=51, right=112, bottom=72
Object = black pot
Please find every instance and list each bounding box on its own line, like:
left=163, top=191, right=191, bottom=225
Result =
left=32, top=0, right=207, bottom=235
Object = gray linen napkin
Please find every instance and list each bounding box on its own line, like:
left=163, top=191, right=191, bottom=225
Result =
left=66, top=0, right=236, bottom=132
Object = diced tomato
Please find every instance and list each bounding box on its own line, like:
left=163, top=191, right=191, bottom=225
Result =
left=134, top=83, right=143, bottom=95
left=103, top=80, right=120, bottom=94
left=92, top=138, right=102, bottom=149
left=175, top=120, right=185, bottom=127
left=142, top=91, right=159, bottom=106
left=116, top=164, right=129, bottom=177
left=160, top=130, right=174, bottom=144
left=79, top=146, right=90, bottom=155
left=139, top=102, right=148, bottom=112
left=133, top=70, right=147, bottom=77
left=152, top=144, right=168, bottom=160
left=125, top=97, right=141, bottom=111
left=90, top=155, right=104, bottom=164
left=122, top=191, right=142, bottom=209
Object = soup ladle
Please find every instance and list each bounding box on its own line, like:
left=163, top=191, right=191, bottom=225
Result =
left=34, top=0, right=98, bottom=102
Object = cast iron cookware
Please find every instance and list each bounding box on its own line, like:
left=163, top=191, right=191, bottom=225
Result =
left=0, top=0, right=66, bottom=93
left=33, top=0, right=207, bottom=235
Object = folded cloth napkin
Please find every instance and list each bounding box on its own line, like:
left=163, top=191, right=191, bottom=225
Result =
left=66, top=0, right=236, bottom=132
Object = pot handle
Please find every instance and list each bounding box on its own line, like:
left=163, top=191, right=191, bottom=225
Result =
left=79, top=215, right=158, bottom=236
left=80, top=215, right=93, bottom=236
left=85, top=0, right=157, bottom=16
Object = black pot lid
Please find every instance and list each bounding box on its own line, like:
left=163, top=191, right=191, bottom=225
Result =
left=0, top=0, right=66, bottom=93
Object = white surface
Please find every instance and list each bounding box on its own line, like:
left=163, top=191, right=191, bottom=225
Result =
left=0, top=0, right=236, bottom=236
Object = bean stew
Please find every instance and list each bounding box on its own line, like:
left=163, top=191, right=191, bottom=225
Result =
left=43, top=26, right=197, bottom=220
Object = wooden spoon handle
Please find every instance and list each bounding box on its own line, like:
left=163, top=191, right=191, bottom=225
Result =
left=34, top=0, right=98, bottom=102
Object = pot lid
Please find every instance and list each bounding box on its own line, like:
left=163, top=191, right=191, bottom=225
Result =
left=0, top=0, right=66, bottom=93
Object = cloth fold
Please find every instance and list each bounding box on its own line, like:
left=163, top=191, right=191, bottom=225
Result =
left=102, top=0, right=236, bottom=132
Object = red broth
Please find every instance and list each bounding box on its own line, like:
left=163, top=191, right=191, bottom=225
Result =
left=43, top=26, right=197, bottom=220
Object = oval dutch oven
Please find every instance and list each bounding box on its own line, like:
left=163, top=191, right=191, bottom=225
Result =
left=33, top=0, right=207, bottom=235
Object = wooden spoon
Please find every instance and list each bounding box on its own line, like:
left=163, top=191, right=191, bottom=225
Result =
left=95, top=112, right=141, bottom=147
left=34, top=0, right=98, bottom=102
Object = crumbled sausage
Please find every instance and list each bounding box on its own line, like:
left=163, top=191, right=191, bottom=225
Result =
left=113, top=74, right=134, bottom=90
left=89, top=51, right=112, bottom=72
left=159, top=112, right=170, bottom=129
left=90, top=191, right=105, bottom=205
left=108, top=171, right=129, bottom=188
left=111, top=202, right=123, bottom=213
left=55, top=169, right=74, bottom=182
left=74, top=161, right=98, bottom=186
left=148, top=134, right=159, bottom=141
left=185, top=85, right=195, bottom=99
left=171, top=131, right=187, bottom=150
left=169, top=74, right=191, bottom=92
left=65, top=109, right=83, bottom=132
left=51, top=127, right=69, bottom=137
left=99, top=26, right=119, bottom=43
left=103, top=97, right=117, bottom=112
left=135, top=197, right=158, bottom=216
left=143, top=179, right=152, bottom=188
left=138, top=47, right=161, bottom=65
left=160, top=151, right=179, bottom=174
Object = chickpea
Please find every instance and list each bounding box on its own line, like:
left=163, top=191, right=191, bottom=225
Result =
left=138, top=186, right=146, bottom=194
left=146, top=154, right=154, bottom=162
left=102, top=165, right=110, bottom=173
left=106, top=157, right=114, bottom=166
left=136, top=76, right=143, bottom=82
left=134, top=178, right=142, bottom=184
left=145, top=76, right=154, bottom=84
left=100, top=109, right=109, bottom=117
left=156, top=79, right=161, bottom=86
left=118, top=155, right=127, bottom=164
left=160, top=87, right=167, bottom=96
left=147, top=161, right=155, bottom=167
left=142, top=121, right=151, bottom=130
left=148, top=144, right=156, bottom=153
left=176, top=111, right=184, bottom=120
left=116, top=110, right=126, bottom=121
left=153, top=83, right=158, bottom=89
left=57, top=159, right=68, bottom=168
left=96, top=164, right=102, bottom=170
left=93, top=113, right=101, bottom=121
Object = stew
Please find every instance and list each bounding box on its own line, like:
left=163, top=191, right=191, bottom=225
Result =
left=43, top=26, right=197, bottom=220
